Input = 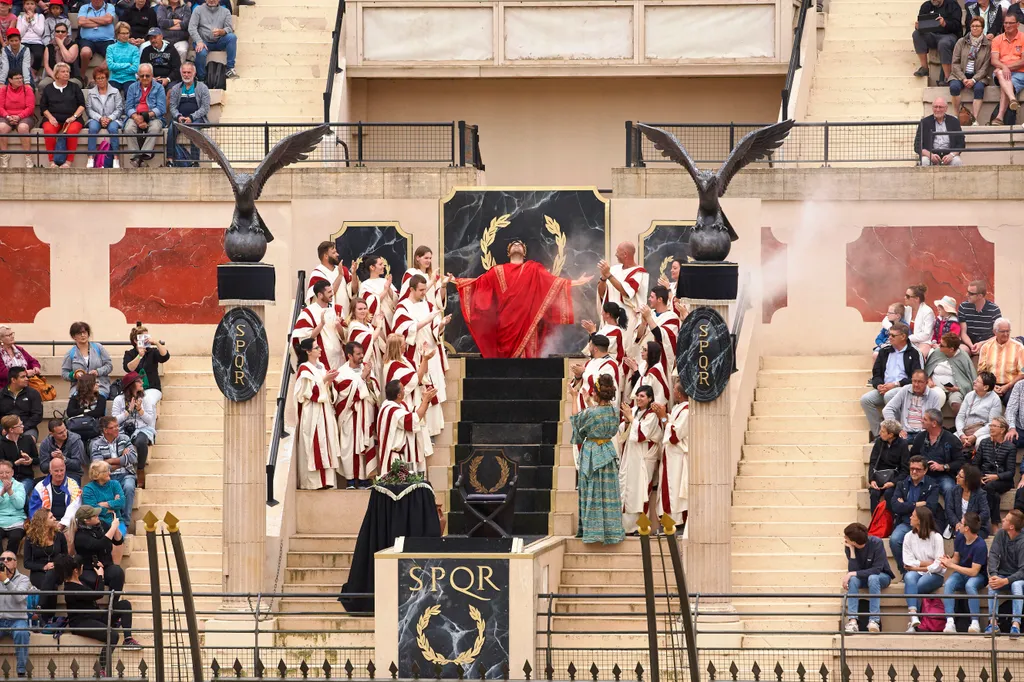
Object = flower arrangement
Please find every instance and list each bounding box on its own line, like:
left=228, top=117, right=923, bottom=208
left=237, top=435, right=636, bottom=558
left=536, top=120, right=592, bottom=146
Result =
left=375, top=460, right=425, bottom=486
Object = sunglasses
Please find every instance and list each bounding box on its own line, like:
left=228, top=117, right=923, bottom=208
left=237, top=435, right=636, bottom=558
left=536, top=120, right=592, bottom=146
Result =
left=1, top=558, right=16, bottom=563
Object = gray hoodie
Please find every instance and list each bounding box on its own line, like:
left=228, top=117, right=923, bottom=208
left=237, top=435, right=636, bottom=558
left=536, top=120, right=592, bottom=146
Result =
left=86, top=85, right=124, bottom=122
left=989, top=529, right=1024, bottom=583
left=188, top=3, right=232, bottom=44
left=0, top=571, right=34, bottom=620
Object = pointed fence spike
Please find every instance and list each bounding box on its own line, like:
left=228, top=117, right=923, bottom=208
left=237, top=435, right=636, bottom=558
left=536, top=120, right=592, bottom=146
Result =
left=797, top=664, right=806, bottom=682
left=322, top=661, right=332, bottom=680
left=279, top=661, right=288, bottom=679
left=211, top=659, right=222, bottom=679
left=613, top=665, right=622, bottom=682
left=46, top=660, right=56, bottom=679
left=115, top=661, right=125, bottom=679
left=233, top=660, right=244, bottom=678
left=776, top=663, right=785, bottom=682
left=843, top=664, right=852, bottom=682
left=389, top=663, right=398, bottom=681
left=889, top=665, right=898, bottom=682
left=545, top=664, right=555, bottom=682
left=70, top=660, right=80, bottom=680
left=753, top=662, right=762, bottom=682
left=92, top=661, right=102, bottom=680
left=367, top=662, right=376, bottom=680
left=708, top=663, right=717, bottom=682
left=956, top=669, right=966, bottom=682
left=934, top=667, right=942, bottom=682
left=410, top=661, right=420, bottom=680
left=911, top=666, right=920, bottom=682
left=591, top=664, right=600, bottom=682
left=138, top=661, right=148, bottom=680
left=344, top=661, right=354, bottom=680
left=478, top=663, right=486, bottom=682
left=866, top=666, right=874, bottom=682
left=524, top=661, right=533, bottom=681
left=502, top=663, right=510, bottom=682
left=255, top=659, right=266, bottom=679
left=981, top=670, right=990, bottom=682
left=1004, top=670, right=1013, bottom=682
left=819, top=664, right=829, bottom=682
left=457, top=665, right=465, bottom=682
left=298, top=661, right=309, bottom=679
left=568, top=663, right=577, bottom=682
left=730, top=662, right=739, bottom=682
left=434, top=664, right=443, bottom=681
left=636, top=662, right=645, bottom=682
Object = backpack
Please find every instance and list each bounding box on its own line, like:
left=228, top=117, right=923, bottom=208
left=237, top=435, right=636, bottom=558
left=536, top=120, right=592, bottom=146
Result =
left=205, top=61, right=227, bottom=90
left=919, top=598, right=946, bottom=632
left=868, top=499, right=894, bottom=538
left=94, top=138, right=113, bottom=169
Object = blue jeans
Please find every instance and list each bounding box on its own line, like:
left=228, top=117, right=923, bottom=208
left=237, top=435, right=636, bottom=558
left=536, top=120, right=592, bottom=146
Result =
left=194, top=33, right=236, bottom=80
left=949, top=79, right=987, bottom=99
left=944, top=572, right=987, bottom=620
left=87, top=119, right=121, bottom=153
left=0, top=618, right=30, bottom=673
left=109, top=472, right=136, bottom=532
left=929, top=473, right=957, bottom=499
left=890, top=523, right=912, bottom=575
left=847, top=573, right=892, bottom=622
left=989, top=579, right=1024, bottom=622
left=904, top=571, right=944, bottom=611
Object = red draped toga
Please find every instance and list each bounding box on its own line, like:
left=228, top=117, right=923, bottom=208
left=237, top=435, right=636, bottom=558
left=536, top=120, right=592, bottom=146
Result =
left=456, top=260, right=574, bottom=358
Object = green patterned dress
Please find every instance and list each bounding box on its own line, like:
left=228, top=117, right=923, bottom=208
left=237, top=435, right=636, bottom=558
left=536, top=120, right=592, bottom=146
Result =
left=571, top=405, right=625, bottom=545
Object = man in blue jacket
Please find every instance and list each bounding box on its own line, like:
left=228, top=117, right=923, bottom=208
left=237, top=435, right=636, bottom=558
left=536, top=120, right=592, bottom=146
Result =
left=122, top=62, right=166, bottom=167
left=844, top=522, right=896, bottom=632
left=890, top=455, right=941, bottom=576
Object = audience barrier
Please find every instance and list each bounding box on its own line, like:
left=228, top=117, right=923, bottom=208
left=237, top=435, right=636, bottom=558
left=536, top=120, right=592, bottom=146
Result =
left=322, top=0, right=348, bottom=123
left=266, top=271, right=306, bottom=506
left=780, top=0, right=814, bottom=121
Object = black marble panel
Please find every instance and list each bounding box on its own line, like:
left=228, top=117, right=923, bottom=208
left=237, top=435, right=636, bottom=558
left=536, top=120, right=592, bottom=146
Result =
left=332, top=223, right=411, bottom=281
left=640, top=222, right=694, bottom=284
left=397, top=558, right=510, bottom=679
left=450, top=490, right=551, bottom=513
left=447, top=512, right=548, bottom=536
left=465, top=358, right=567, bottom=379
left=459, top=422, right=559, bottom=445
left=677, top=306, right=733, bottom=402
left=454, top=445, right=555, bottom=467
left=462, top=378, right=564, bottom=400
left=442, top=190, right=609, bottom=355
left=211, top=307, right=269, bottom=402
left=461, top=400, right=562, bottom=423
left=455, top=464, right=551, bottom=490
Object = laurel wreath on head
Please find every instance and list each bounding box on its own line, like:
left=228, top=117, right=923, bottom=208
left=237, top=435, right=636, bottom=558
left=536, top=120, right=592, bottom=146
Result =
left=416, top=604, right=486, bottom=666
left=479, top=214, right=566, bottom=276
left=468, top=455, right=510, bottom=494
left=659, top=256, right=674, bottom=278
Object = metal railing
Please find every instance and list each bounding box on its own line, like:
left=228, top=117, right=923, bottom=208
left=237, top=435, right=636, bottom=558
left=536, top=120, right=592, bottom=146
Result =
left=0, top=132, right=168, bottom=167
left=266, top=270, right=305, bottom=506
left=781, top=0, right=813, bottom=120
left=323, top=0, right=347, bottom=123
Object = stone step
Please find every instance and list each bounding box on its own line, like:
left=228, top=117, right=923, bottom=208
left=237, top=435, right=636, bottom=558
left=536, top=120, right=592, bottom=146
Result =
left=295, top=491, right=370, bottom=535
left=288, top=535, right=358, bottom=553
left=752, top=401, right=864, bottom=416
left=282, top=582, right=342, bottom=594
left=221, top=100, right=326, bottom=120
left=821, top=37, right=911, bottom=50
left=744, top=430, right=866, bottom=446
left=134, top=501, right=222, bottom=520
left=756, top=369, right=870, bottom=388
left=223, top=64, right=326, bottom=78
left=732, top=569, right=843, bottom=587
left=284, top=567, right=351, bottom=585
left=826, top=11, right=923, bottom=25
left=130, top=533, right=222, bottom=553
left=755, top=387, right=868, bottom=401
left=732, top=520, right=849, bottom=537
left=125, top=565, right=223, bottom=586
left=233, top=36, right=332, bottom=49
left=145, top=459, right=223, bottom=475
left=747, top=415, right=867, bottom=431
left=220, top=115, right=323, bottom=124
left=809, top=88, right=925, bottom=105
left=224, top=90, right=324, bottom=109
left=275, top=614, right=374, bottom=632
left=741, top=444, right=867, bottom=460
left=273, top=630, right=373, bottom=647
left=824, top=25, right=909, bottom=40
left=148, top=444, right=223, bottom=460
left=159, top=430, right=224, bottom=445
left=739, top=459, right=863, bottom=475
left=556, top=584, right=657, bottom=595
left=761, top=356, right=872, bottom=370
left=734, top=474, right=862, bottom=490
left=157, top=413, right=274, bottom=430
left=732, top=552, right=849, bottom=571
left=237, top=16, right=330, bottom=31
left=563, top=537, right=644, bottom=552
left=562, top=553, right=645, bottom=569
left=229, top=77, right=325, bottom=93
left=233, top=51, right=329, bottom=67
left=732, top=505, right=857, bottom=523
left=125, top=550, right=222, bottom=569
left=554, top=600, right=648, bottom=615
left=240, top=5, right=338, bottom=19
left=806, top=103, right=922, bottom=120
left=549, top=616, right=653, bottom=633
left=134, top=518, right=221, bottom=535
left=160, top=370, right=222, bottom=386
left=814, top=61, right=920, bottom=79
left=560, top=569, right=670, bottom=587
left=813, top=76, right=921, bottom=92
left=730, top=537, right=842, bottom=554
left=142, top=474, right=222, bottom=491
left=162, top=385, right=226, bottom=401
left=157, top=399, right=227, bottom=415
left=286, top=552, right=354, bottom=568
left=277, top=597, right=352, bottom=613
left=734, top=489, right=859, bottom=506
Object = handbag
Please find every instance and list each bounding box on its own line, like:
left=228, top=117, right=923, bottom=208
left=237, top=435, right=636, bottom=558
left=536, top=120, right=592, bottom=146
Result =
left=27, top=375, right=56, bottom=402
left=920, top=598, right=947, bottom=631
left=872, top=469, right=897, bottom=487
left=868, top=498, right=894, bottom=538
left=65, top=414, right=100, bottom=441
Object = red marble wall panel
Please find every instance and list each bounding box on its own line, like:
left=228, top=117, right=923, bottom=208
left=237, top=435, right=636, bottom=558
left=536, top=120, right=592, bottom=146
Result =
left=0, top=226, right=50, bottom=323
left=761, top=226, right=787, bottom=323
left=846, top=226, right=994, bottom=322
left=110, top=228, right=228, bottom=324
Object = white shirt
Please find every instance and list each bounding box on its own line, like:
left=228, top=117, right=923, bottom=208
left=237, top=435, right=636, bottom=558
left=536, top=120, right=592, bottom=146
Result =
left=902, top=531, right=946, bottom=574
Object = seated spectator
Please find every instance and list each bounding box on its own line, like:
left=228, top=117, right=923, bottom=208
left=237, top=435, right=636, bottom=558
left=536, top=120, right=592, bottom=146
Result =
left=84, top=65, right=124, bottom=169
left=968, top=0, right=1003, bottom=39
left=946, top=463, right=991, bottom=539
left=911, top=408, right=964, bottom=497
left=111, top=372, right=155, bottom=489
left=0, top=1, right=16, bottom=43
left=122, top=0, right=157, bottom=45
left=959, top=280, right=1001, bottom=355
left=890, top=455, right=941, bottom=576
left=122, top=323, right=169, bottom=402
left=66, top=374, right=105, bottom=424
left=987, top=508, right=1024, bottom=633
left=61, top=322, right=112, bottom=407
left=156, top=0, right=190, bottom=63
left=17, top=0, right=47, bottom=71
left=189, top=0, right=238, bottom=81
left=941, top=511, right=989, bottom=633
left=861, top=323, right=921, bottom=439
left=0, top=367, right=43, bottom=441
left=915, top=98, right=965, bottom=166
left=869, top=419, right=910, bottom=513
left=913, top=0, right=963, bottom=84
left=0, top=549, right=34, bottom=678
left=53, top=553, right=139, bottom=665
left=956, top=371, right=1004, bottom=450
left=39, top=20, right=80, bottom=94
left=82, top=462, right=126, bottom=559
left=931, top=296, right=963, bottom=352
left=106, top=21, right=139, bottom=95
left=0, top=461, right=25, bottom=555
left=925, top=332, right=976, bottom=416
left=88, top=421, right=135, bottom=537
left=903, top=506, right=947, bottom=631
left=71, top=505, right=126, bottom=591
left=873, top=303, right=905, bottom=357
left=0, top=29, right=34, bottom=86
left=28, top=455, right=81, bottom=531
left=43, top=0, right=70, bottom=45
left=39, top=419, right=87, bottom=484
left=39, top=63, right=85, bottom=168
left=991, top=13, right=1024, bottom=124
left=0, top=73, right=35, bottom=169
left=904, top=286, right=937, bottom=354
left=843, top=522, right=895, bottom=633
left=24, top=508, right=69, bottom=623
left=141, top=27, right=180, bottom=88
left=76, top=0, right=117, bottom=76
left=977, top=416, right=1016, bottom=531
left=0, top=416, right=37, bottom=502
left=168, top=61, right=209, bottom=166
left=979, top=318, right=1024, bottom=403
left=883, top=369, right=944, bottom=440
left=123, top=63, right=165, bottom=167
left=0, top=328, right=40, bottom=389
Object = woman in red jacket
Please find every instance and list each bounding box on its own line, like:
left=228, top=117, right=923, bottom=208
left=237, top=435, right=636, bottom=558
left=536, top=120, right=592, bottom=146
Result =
left=0, top=71, right=34, bottom=169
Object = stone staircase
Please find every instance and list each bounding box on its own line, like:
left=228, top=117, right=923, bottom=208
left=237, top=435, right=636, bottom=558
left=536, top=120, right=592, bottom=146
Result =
left=223, top=0, right=338, bottom=123
left=806, top=0, right=922, bottom=121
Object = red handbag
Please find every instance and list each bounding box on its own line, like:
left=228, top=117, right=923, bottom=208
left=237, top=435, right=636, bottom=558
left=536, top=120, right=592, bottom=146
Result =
left=868, top=498, right=894, bottom=538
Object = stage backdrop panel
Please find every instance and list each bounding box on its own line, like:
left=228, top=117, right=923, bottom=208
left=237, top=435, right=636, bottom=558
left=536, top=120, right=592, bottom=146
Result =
left=640, top=221, right=693, bottom=287
left=332, top=222, right=412, bottom=283
left=441, top=188, right=609, bottom=355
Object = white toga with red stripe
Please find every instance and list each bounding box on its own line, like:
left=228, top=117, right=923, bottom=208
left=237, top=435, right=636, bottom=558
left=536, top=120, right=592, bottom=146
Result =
left=359, top=277, right=396, bottom=329
left=601, top=264, right=649, bottom=331
left=635, top=309, right=680, bottom=378
left=573, top=356, right=620, bottom=469
left=657, top=401, right=689, bottom=527
left=346, top=320, right=383, bottom=382
left=376, top=399, right=428, bottom=474
left=629, top=362, right=670, bottom=408
left=399, top=268, right=446, bottom=309
left=392, top=298, right=448, bottom=437
left=334, top=362, right=378, bottom=480
left=618, top=407, right=663, bottom=531
left=383, top=359, right=434, bottom=464
left=291, top=302, right=345, bottom=372
left=294, top=362, right=341, bottom=490
left=307, top=264, right=352, bottom=318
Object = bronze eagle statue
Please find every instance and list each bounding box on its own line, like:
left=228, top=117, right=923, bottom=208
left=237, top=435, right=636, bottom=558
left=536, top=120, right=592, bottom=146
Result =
left=176, top=123, right=331, bottom=262
left=637, top=120, right=795, bottom=261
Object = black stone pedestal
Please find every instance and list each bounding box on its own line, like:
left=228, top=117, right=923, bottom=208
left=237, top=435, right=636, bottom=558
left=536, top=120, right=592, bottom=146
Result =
left=218, top=262, right=276, bottom=302
left=677, top=262, right=738, bottom=301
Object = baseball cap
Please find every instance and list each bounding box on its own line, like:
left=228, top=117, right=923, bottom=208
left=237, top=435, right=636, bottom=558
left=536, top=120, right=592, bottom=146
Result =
left=0, top=1, right=13, bottom=6
left=5, top=27, right=19, bottom=37
left=146, top=26, right=161, bottom=36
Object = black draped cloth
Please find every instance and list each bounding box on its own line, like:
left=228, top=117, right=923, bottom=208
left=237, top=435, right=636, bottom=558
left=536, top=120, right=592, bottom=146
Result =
left=338, top=482, right=442, bottom=614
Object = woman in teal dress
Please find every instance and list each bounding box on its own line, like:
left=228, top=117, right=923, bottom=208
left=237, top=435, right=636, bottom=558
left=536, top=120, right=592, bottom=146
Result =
left=569, top=374, right=625, bottom=545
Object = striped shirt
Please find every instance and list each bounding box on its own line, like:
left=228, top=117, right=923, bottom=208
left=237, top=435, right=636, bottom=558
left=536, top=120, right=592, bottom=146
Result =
left=977, top=337, right=1024, bottom=385
left=958, top=299, right=1002, bottom=345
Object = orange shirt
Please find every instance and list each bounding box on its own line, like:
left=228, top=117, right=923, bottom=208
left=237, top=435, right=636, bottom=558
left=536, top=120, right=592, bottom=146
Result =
left=978, top=337, right=1024, bottom=385
left=993, top=31, right=1024, bottom=72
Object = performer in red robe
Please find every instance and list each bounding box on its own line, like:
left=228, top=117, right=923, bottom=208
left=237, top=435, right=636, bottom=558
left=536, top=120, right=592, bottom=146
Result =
left=452, top=240, right=593, bottom=358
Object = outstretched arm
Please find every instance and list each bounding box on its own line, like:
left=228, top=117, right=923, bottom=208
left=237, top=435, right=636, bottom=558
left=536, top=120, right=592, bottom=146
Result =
left=572, top=273, right=594, bottom=287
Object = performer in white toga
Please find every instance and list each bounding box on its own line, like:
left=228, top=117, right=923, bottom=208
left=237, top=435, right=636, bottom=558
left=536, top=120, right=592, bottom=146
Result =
left=376, top=380, right=436, bottom=474
left=334, top=341, right=378, bottom=488
left=292, top=280, right=346, bottom=372
left=392, top=274, right=451, bottom=437
left=294, top=339, right=341, bottom=490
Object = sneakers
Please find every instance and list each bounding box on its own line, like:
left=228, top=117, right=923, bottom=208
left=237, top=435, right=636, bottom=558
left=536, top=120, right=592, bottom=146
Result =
left=845, top=618, right=859, bottom=633
left=122, top=637, right=142, bottom=650
left=1011, top=623, right=1021, bottom=638
left=0, top=154, right=9, bottom=168
left=86, top=157, right=95, bottom=168
left=226, top=68, right=239, bottom=79
left=969, top=620, right=982, bottom=633
left=867, top=620, right=881, bottom=633
left=986, top=624, right=995, bottom=634
left=914, top=66, right=929, bottom=77
left=24, top=156, right=33, bottom=168
left=113, top=156, right=120, bottom=168
left=943, top=619, right=956, bottom=633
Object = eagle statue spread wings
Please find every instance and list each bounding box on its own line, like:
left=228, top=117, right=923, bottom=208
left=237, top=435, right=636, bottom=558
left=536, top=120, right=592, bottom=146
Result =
left=175, top=123, right=332, bottom=262
left=637, top=120, right=795, bottom=261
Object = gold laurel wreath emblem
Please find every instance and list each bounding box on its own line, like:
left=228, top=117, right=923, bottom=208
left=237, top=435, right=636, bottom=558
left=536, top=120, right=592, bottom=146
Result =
left=416, top=604, right=486, bottom=666
left=658, top=256, right=674, bottom=278
left=352, top=256, right=391, bottom=277
left=468, top=455, right=510, bottom=494
left=479, top=214, right=567, bottom=276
